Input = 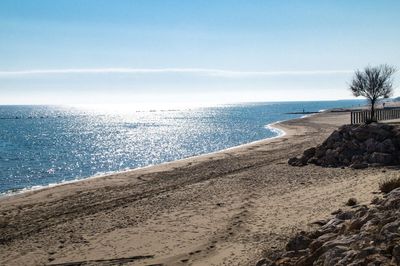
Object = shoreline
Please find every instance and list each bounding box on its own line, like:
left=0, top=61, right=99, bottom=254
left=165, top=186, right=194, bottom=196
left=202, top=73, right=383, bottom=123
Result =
left=0, top=115, right=295, bottom=199
left=1, top=109, right=388, bottom=266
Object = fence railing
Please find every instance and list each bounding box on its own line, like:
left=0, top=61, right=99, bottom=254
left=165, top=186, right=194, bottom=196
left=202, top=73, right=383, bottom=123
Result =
left=351, top=108, right=400, bottom=124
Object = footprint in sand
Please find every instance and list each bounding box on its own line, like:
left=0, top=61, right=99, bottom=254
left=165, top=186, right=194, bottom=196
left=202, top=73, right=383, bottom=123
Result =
left=188, top=249, right=203, bottom=257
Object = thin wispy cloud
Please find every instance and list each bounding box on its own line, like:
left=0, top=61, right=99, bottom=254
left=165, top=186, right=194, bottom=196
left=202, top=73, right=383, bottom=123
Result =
left=0, top=68, right=353, bottom=78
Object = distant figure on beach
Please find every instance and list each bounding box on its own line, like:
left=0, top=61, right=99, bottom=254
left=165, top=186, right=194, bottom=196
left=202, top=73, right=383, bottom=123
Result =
left=383, top=102, right=386, bottom=109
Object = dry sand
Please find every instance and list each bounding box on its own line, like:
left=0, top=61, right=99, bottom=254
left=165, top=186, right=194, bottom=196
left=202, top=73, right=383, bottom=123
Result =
left=0, top=111, right=390, bottom=266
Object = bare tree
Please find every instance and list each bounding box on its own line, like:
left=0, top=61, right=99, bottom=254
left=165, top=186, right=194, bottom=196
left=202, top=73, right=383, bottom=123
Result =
left=350, top=64, right=396, bottom=123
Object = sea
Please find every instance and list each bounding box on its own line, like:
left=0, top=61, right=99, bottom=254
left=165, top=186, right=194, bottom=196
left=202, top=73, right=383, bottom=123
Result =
left=0, top=100, right=365, bottom=196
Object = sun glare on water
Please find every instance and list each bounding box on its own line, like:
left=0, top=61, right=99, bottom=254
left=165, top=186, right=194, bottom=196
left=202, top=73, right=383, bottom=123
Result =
left=69, top=102, right=227, bottom=114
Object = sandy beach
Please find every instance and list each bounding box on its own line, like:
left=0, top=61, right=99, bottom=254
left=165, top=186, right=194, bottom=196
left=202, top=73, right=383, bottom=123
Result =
left=0, top=111, right=389, bottom=266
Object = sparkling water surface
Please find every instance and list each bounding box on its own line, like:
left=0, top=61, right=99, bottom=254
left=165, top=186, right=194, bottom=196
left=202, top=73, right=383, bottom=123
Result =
left=0, top=101, right=363, bottom=195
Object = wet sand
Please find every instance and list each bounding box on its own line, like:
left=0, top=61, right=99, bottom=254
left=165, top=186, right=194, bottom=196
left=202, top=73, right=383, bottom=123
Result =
left=0, top=111, right=387, bottom=265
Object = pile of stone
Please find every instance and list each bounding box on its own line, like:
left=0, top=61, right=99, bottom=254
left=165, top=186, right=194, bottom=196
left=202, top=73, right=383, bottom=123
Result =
left=257, top=188, right=400, bottom=265
left=289, top=123, right=400, bottom=168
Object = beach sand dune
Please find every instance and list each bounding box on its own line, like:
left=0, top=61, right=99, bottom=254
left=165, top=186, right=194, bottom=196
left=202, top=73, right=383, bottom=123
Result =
left=0, top=111, right=387, bottom=265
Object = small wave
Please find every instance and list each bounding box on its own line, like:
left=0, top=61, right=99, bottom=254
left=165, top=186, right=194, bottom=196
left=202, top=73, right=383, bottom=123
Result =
left=264, top=121, right=286, bottom=139
left=0, top=180, right=78, bottom=197
left=300, top=113, right=313, bottom=118
left=0, top=170, right=122, bottom=197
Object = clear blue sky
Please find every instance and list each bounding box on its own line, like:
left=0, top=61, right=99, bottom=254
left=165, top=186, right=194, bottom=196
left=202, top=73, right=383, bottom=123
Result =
left=1, top=0, right=399, bottom=105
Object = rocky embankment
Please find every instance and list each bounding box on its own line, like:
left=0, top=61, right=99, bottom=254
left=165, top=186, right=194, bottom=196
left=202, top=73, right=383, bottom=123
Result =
left=289, top=123, right=400, bottom=168
left=257, top=188, right=400, bottom=265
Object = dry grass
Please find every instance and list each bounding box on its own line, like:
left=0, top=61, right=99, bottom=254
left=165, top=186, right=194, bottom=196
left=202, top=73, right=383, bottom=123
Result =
left=379, top=177, right=400, bottom=193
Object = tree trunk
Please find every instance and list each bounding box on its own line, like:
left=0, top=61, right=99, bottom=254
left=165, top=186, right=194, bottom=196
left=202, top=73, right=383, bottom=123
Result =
left=370, top=99, right=376, bottom=123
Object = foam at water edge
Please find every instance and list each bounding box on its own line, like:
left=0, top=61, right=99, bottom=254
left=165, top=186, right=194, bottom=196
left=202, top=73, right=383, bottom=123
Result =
left=0, top=168, right=140, bottom=198
left=265, top=121, right=286, bottom=139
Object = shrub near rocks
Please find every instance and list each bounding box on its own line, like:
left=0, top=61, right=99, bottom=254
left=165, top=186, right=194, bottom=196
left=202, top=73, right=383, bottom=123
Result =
left=288, top=123, right=400, bottom=168
left=380, top=177, right=400, bottom=193
left=256, top=188, right=400, bottom=266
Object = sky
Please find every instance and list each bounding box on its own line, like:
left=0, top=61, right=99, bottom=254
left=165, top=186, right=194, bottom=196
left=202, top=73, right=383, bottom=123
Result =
left=0, top=0, right=399, bottom=105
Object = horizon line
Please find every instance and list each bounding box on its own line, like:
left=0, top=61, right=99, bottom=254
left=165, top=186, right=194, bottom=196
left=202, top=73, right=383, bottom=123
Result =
left=0, top=68, right=354, bottom=78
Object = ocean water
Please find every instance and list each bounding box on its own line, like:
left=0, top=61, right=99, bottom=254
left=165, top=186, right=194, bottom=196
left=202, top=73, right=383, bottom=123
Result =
left=0, top=100, right=364, bottom=195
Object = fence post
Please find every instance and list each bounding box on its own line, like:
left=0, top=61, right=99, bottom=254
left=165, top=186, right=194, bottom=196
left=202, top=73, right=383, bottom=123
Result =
left=352, top=108, right=400, bottom=123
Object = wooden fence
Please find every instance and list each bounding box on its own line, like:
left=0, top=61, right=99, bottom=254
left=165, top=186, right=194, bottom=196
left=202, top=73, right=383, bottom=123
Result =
left=351, top=108, right=400, bottom=124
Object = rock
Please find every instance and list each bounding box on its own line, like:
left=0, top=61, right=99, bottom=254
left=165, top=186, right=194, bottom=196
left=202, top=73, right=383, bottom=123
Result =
left=380, top=220, right=400, bottom=239
left=319, top=245, right=349, bottom=266
left=351, top=155, right=364, bottom=164
left=378, top=138, right=396, bottom=153
left=286, top=234, right=312, bottom=251
left=363, top=253, right=390, bottom=265
left=288, top=157, right=298, bottom=165
left=364, top=138, right=378, bottom=153
left=319, top=218, right=345, bottom=234
left=369, top=152, right=393, bottom=165
left=337, top=250, right=359, bottom=265
left=323, top=149, right=339, bottom=166
left=309, top=239, right=323, bottom=252
left=352, top=205, right=368, bottom=216
left=348, top=218, right=365, bottom=231
left=311, top=219, right=329, bottom=226
left=307, top=157, right=318, bottom=164
left=267, top=169, right=400, bottom=266
left=303, top=147, right=316, bottom=159
left=289, top=123, right=400, bottom=168
left=352, top=126, right=370, bottom=141
left=282, top=249, right=308, bottom=258
left=371, top=196, right=381, bottom=205
left=314, top=147, right=325, bottom=158
left=346, top=198, right=358, bottom=206
left=276, top=257, right=296, bottom=265
left=294, top=251, right=322, bottom=266
left=331, top=209, right=342, bottom=215
left=288, top=157, right=306, bottom=167
left=384, top=188, right=400, bottom=203
left=255, top=258, right=274, bottom=266
left=336, top=211, right=353, bottom=220
left=392, top=245, right=400, bottom=264
left=321, top=236, right=358, bottom=252
left=309, top=233, right=337, bottom=251
left=355, top=246, right=379, bottom=259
